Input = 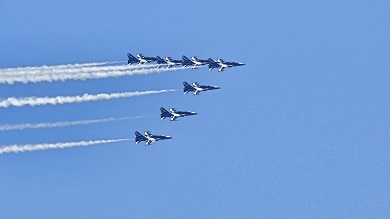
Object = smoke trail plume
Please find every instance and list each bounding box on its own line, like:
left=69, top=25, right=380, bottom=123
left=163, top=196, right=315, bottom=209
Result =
left=0, top=89, right=175, bottom=108
left=0, top=63, right=157, bottom=78
left=0, top=116, right=148, bottom=131
left=0, top=61, right=119, bottom=73
left=0, top=65, right=187, bottom=84
left=0, top=138, right=130, bottom=154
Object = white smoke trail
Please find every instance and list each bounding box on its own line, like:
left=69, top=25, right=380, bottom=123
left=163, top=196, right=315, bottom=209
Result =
left=0, top=138, right=131, bottom=154
left=0, top=63, right=157, bottom=78
left=0, top=89, right=175, bottom=108
left=0, top=116, right=148, bottom=131
left=0, top=65, right=186, bottom=84
left=0, top=61, right=121, bottom=73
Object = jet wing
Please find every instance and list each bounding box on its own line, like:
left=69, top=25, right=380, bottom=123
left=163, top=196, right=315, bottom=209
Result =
left=145, top=139, right=155, bottom=146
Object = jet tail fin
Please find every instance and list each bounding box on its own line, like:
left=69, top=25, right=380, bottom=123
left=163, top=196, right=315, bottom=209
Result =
left=182, top=55, right=190, bottom=61
left=156, top=56, right=166, bottom=64
left=135, top=131, right=147, bottom=144
left=160, top=107, right=172, bottom=120
left=183, top=81, right=195, bottom=94
left=128, top=53, right=137, bottom=64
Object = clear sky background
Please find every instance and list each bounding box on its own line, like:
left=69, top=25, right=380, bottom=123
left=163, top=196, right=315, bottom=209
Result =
left=0, top=0, right=389, bottom=218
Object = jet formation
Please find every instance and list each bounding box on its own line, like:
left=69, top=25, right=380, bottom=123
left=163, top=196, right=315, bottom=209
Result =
left=209, top=59, right=245, bottom=72
left=127, top=53, right=244, bottom=72
left=135, top=81, right=220, bottom=146
left=131, top=51, right=242, bottom=146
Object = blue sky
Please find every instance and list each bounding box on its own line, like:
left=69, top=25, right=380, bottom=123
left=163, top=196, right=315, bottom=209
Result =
left=0, top=0, right=390, bottom=218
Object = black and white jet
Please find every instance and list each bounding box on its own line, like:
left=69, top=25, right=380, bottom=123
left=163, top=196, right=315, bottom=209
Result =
left=160, top=107, right=197, bottom=121
left=183, top=81, right=220, bottom=95
left=136, top=54, right=158, bottom=65
left=208, top=58, right=245, bottom=72
left=191, top=56, right=210, bottom=68
left=135, top=131, right=172, bottom=146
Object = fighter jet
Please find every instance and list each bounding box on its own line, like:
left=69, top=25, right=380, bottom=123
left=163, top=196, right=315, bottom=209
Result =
left=127, top=53, right=140, bottom=65
left=156, top=56, right=168, bottom=68
left=182, top=55, right=195, bottom=68
left=135, top=131, right=172, bottom=146
left=191, top=56, right=210, bottom=68
left=215, top=58, right=245, bottom=72
left=183, top=81, right=220, bottom=95
left=165, top=57, right=182, bottom=68
left=136, top=54, right=158, bottom=65
left=160, top=107, right=197, bottom=121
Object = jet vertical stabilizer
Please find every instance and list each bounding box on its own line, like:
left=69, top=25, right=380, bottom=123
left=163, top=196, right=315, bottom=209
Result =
left=182, top=55, right=194, bottom=67
left=160, top=107, right=172, bottom=120
left=183, top=81, right=196, bottom=94
left=135, top=131, right=148, bottom=145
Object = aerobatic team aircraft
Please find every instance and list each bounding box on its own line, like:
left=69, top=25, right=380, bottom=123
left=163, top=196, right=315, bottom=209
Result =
left=127, top=53, right=244, bottom=71
left=135, top=131, right=172, bottom=146
left=183, top=81, right=220, bottom=95
left=208, top=58, right=245, bottom=72
left=127, top=52, right=243, bottom=147
left=160, top=107, right=197, bottom=121
left=216, top=59, right=245, bottom=71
